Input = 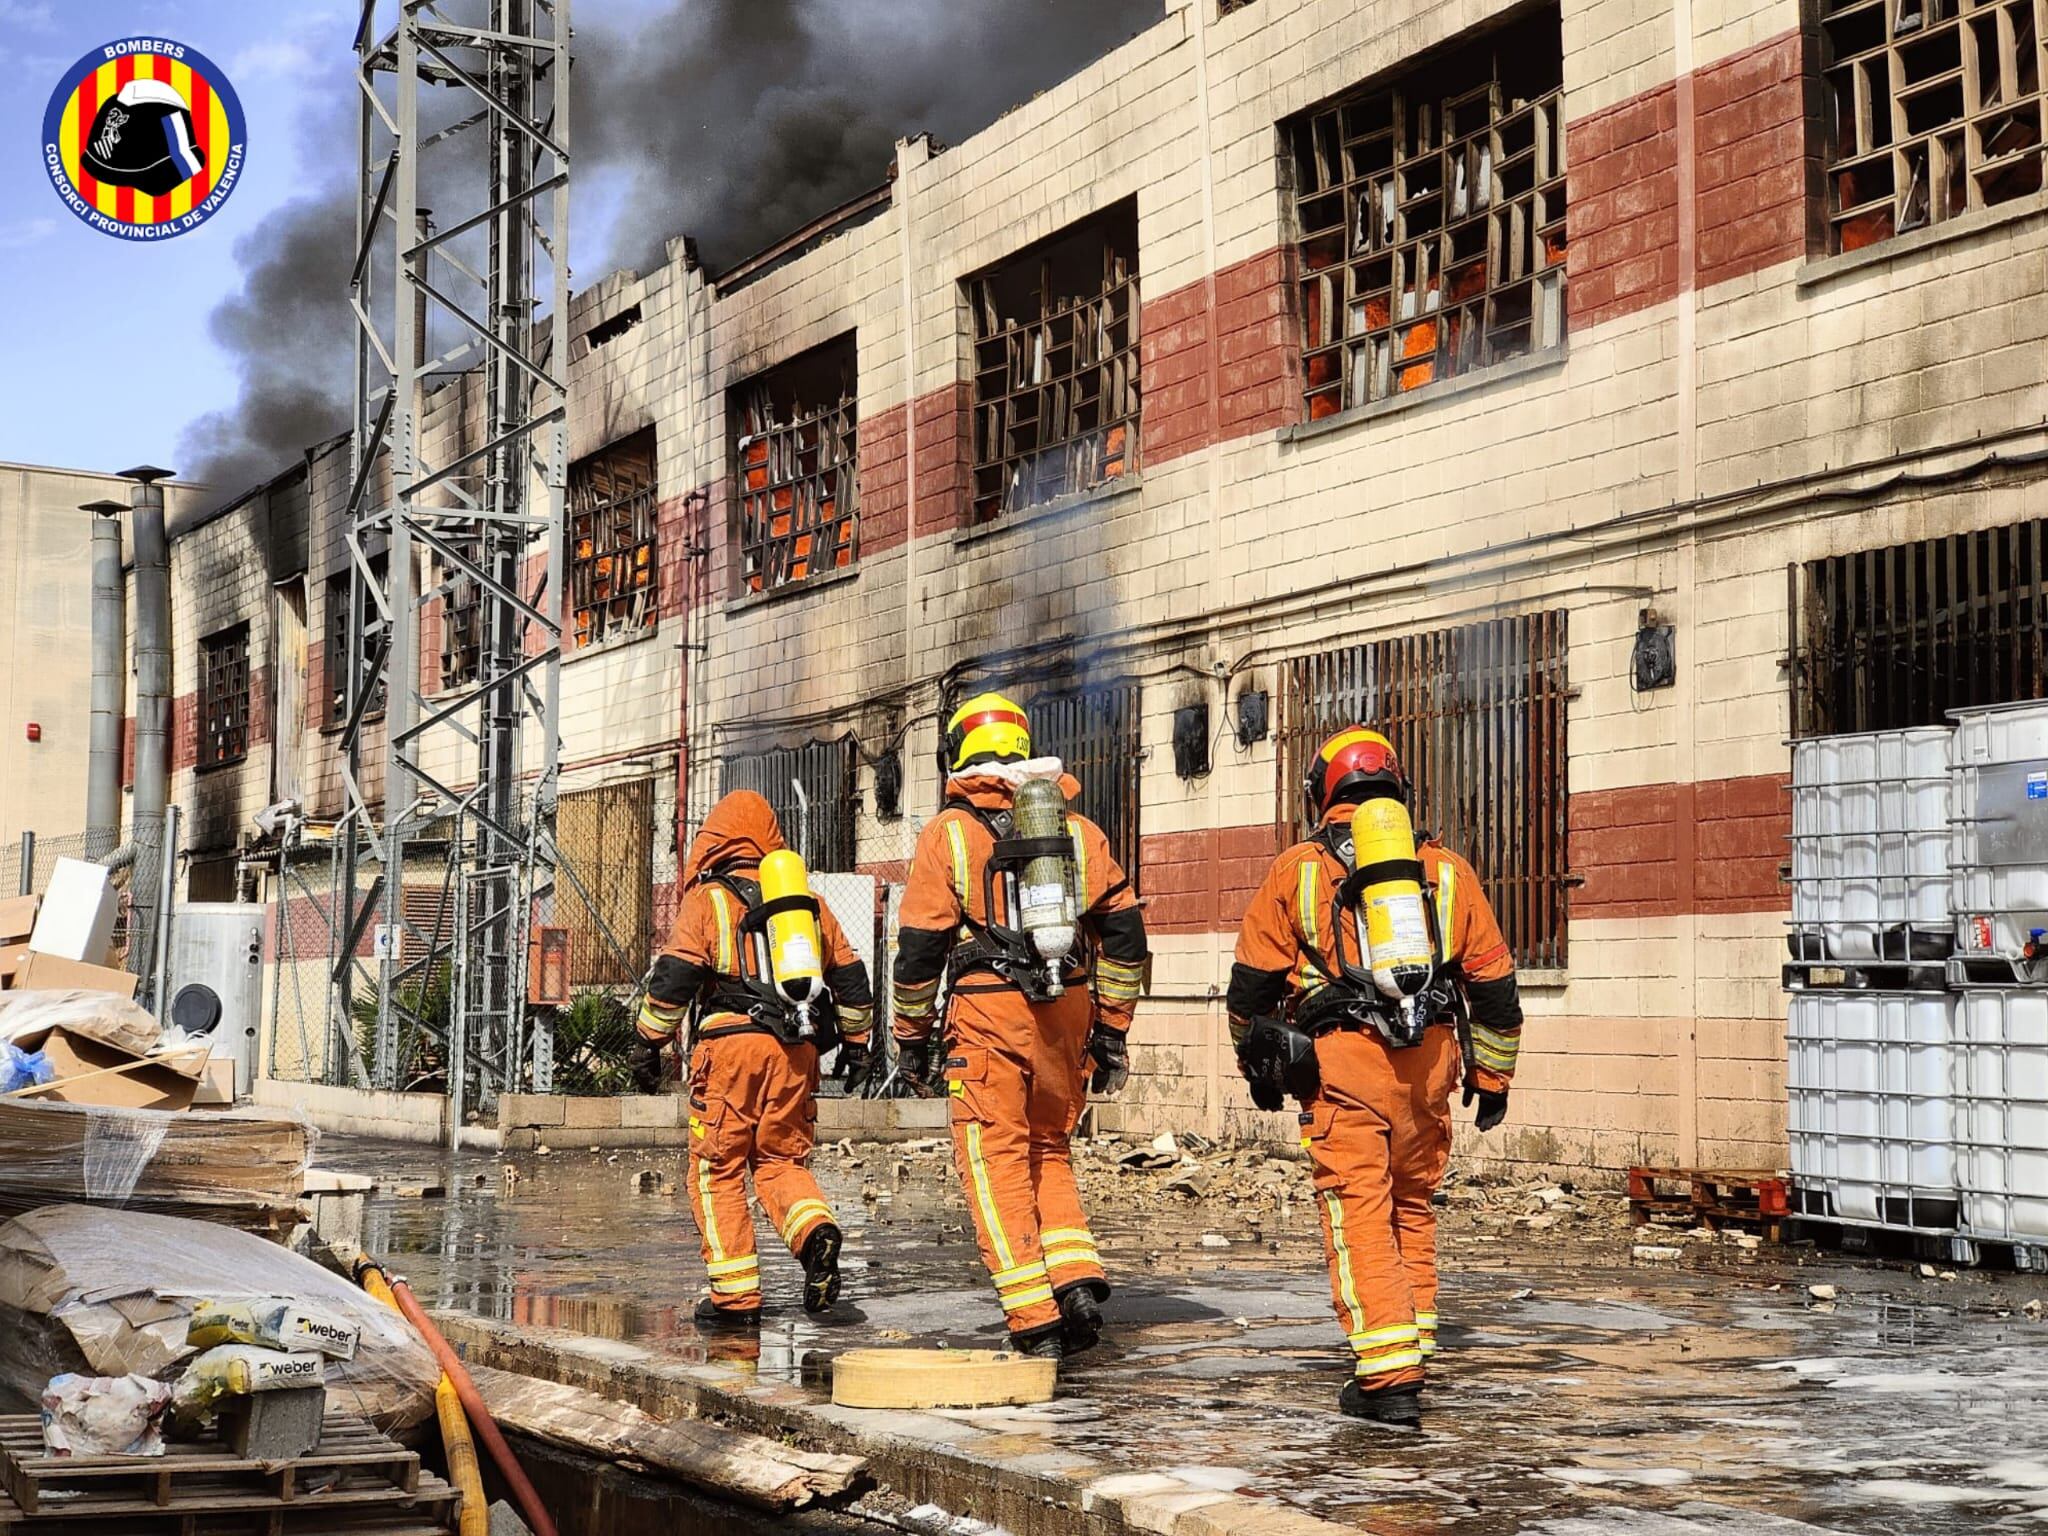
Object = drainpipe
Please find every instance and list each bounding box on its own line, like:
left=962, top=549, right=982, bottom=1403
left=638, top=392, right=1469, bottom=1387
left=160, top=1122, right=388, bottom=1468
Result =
left=121, top=466, right=174, bottom=839
left=82, top=499, right=128, bottom=861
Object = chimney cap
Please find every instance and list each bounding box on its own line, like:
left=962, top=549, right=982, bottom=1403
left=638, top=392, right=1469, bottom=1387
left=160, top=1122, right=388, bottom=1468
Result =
left=80, top=499, right=127, bottom=517
left=117, top=464, right=174, bottom=484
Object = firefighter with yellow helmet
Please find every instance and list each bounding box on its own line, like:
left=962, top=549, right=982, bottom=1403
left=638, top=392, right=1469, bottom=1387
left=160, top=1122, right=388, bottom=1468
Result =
left=1228, top=727, right=1523, bottom=1426
left=634, top=790, right=875, bottom=1328
left=892, top=693, right=1150, bottom=1358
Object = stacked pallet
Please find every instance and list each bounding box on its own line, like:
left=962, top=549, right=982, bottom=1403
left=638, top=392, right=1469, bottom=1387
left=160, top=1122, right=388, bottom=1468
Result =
left=0, top=1414, right=458, bottom=1534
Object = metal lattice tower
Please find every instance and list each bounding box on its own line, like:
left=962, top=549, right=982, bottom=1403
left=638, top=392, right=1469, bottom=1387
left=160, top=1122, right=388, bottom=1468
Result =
left=337, top=0, right=570, bottom=1112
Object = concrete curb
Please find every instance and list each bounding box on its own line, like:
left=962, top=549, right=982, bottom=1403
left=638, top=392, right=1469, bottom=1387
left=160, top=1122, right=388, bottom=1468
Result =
left=431, top=1312, right=1350, bottom=1536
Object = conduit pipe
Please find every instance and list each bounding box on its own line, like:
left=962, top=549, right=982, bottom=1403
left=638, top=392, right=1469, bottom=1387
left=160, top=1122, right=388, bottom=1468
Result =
left=356, top=1261, right=488, bottom=1536
left=83, top=500, right=127, bottom=860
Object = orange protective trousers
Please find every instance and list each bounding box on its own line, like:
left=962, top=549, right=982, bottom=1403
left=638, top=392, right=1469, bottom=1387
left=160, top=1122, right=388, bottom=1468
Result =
left=686, top=1032, right=837, bottom=1313
left=942, top=987, right=1107, bottom=1337
left=1297, top=1025, right=1460, bottom=1390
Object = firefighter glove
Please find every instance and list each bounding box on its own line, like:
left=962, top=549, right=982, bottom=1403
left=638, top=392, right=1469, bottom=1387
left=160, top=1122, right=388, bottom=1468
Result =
left=1464, top=1083, right=1509, bottom=1132
left=836, top=1037, right=872, bottom=1089
left=1236, top=1015, right=1320, bottom=1112
left=626, top=1036, right=666, bottom=1096
left=895, top=1037, right=935, bottom=1094
left=1087, top=1024, right=1129, bottom=1096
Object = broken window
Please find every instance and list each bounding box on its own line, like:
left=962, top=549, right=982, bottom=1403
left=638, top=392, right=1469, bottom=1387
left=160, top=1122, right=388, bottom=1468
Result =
left=198, top=623, right=251, bottom=769
left=555, top=778, right=655, bottom=986
left=1287, top=10, right=1566, bottom=418
left=326, top=556, right=386, bottom=726
left=1274, top=611, right=1571, bottom=969
left=1823, top=0, right=2045, bottom=251
left=440, top=564, right=483, bottom=691
left=1791, top=519, right=2048, bottom=735
left=1024, top=680, right=1144, bottom=888
left=1219, top=0, right=1258, bottom=11
left=720, top=737, right=859, bottom=872
left=733, top=335, right=858, bottom=595
left=968, top=200, right=1141, bottom=524
left=570, top=429, right=658, bottom=649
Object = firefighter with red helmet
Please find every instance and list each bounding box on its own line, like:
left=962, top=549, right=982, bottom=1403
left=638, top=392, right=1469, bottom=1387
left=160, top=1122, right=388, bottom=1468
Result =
left=1229, top=727, right=1523, bottom=1426
left=634, top=790, right=875, bottom=1328
left=892, top=693, right=1150, bottom=1359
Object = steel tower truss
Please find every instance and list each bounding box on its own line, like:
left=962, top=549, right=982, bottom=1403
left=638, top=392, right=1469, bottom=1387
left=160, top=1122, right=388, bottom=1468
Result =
left=337, top=0, right=570, bottom=1111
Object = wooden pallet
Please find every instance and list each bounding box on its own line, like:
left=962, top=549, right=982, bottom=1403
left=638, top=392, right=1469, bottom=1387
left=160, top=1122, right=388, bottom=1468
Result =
left=1628, top=1166, right=1790, bottom=1241
left=0, top=1484, right=458, bottom=1536
left=0, top=1417, right=431, bottom=1524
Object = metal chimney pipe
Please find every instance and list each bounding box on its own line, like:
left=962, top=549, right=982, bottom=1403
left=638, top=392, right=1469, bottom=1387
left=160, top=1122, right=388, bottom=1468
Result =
left=82, top=499, right=128, bottom=860
left=120, top=466, right=174, bottom=837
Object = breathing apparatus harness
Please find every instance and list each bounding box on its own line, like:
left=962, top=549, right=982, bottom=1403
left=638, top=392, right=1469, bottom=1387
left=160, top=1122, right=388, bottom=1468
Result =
left=693, top=868, right=842, bottom=1050
left=1292, top=822, right=1462, bottom=1049
left=943, top=800, right=1093, bottom=1006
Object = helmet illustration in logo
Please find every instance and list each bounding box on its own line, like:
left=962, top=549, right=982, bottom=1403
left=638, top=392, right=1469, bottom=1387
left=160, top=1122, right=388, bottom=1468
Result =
left=82, top=79, right=205, bottom=197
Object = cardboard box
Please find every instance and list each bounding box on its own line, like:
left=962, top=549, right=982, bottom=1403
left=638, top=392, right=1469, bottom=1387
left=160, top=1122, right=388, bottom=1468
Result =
left=0, top=895, right=37, bottom=945
left=192, top=1057, right=235, bottom=1107
left=0, top=944, right=30, bottom=988
left=29, top=859, right=117, bottom=965
left=12, top=953, right=138, bottom=1000
left=19, top=1025, right=204, bottom=1112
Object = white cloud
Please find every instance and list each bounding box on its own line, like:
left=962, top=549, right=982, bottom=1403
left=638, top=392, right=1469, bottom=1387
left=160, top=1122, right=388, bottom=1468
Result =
left=230, top=39, right=315, bottom=80
left=0, top=218, right=58, bottom=250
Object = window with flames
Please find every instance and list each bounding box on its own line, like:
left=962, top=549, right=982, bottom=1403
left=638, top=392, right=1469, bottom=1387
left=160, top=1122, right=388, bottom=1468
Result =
left=1287, top=9, right=1567, bottom=419
left=570, top=430, right=658, bottom=648
left=198, top=623, right=251, bottom=768
left=733, top=336, right=858, bottom=596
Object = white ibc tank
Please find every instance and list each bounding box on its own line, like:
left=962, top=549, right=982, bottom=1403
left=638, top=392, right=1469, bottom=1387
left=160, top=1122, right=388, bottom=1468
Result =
left=1790, top=726, right=1951, bottom=963
left=1953, top=988, right=2048, bottom=1246
left=1950, top=701, right=2048, bottom=962
left=1786, top=989, right=1956, bottom=1231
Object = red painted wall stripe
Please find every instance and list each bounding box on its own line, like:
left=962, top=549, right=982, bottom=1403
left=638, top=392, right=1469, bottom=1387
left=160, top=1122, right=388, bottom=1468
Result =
left=1570, top=773, right=1790, bottom=919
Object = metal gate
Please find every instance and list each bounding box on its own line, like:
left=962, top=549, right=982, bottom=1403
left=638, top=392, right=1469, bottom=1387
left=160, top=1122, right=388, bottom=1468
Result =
left=1275, top=611, right=1569, bottom=970
left=1026, top=680, right=1144, bottom=888
left=555, top=779, right=655, bottom=987
left=721, top=737, right=859, bottom=871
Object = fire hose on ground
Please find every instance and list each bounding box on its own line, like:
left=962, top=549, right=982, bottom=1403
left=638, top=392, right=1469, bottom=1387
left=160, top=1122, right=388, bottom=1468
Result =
left=345, top=1246, right=557, bottom=1536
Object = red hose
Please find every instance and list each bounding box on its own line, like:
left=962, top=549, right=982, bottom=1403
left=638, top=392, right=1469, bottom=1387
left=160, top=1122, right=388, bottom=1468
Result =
left=372, top=1265, right=560, bottom=1536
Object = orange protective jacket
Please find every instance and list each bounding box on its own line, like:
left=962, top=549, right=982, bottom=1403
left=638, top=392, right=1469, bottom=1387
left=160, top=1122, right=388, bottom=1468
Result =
left=639, top=791, right=874, bottom=1045
left=891, top=769, right=1148, bottom=1039
left=1226, top=804, right=1521, bottom=1093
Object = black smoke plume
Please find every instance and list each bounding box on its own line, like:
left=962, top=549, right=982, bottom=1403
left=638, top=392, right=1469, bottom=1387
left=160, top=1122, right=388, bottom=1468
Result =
left=178, top=0, right=1163, bottom=511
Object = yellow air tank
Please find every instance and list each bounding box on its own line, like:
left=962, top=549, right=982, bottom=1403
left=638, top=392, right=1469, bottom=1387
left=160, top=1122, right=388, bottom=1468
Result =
left=759, top=849, right=825, bottom=1006
left=1348, top=796, right=1434, bottom=1003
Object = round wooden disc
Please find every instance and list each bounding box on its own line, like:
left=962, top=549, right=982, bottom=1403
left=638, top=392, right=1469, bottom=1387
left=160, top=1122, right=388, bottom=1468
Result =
left=829, top=1348, right=1058, bottom=1410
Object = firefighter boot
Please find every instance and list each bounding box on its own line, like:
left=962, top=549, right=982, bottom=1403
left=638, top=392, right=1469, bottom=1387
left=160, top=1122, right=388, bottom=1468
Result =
left=1056, top=1281, right=1107, bottom=1356
left=800, top=1222, right=844, bottom=1315
left=1011, top=1320, right=1066, bottom=1360
left=1339, top=1379, right=1422, bottom=1428
left=694, top=1297, right=762, bottom=1332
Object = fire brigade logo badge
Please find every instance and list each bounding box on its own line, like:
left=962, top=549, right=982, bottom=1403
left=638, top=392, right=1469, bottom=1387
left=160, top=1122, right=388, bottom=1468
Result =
left=42, top=38, right=247, bottom=241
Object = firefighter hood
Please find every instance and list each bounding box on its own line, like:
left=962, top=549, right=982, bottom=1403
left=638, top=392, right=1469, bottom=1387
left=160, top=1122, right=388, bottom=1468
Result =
left=683, top=790, right=787, bottom=884
left=946, top=756, right=1083, bottom=808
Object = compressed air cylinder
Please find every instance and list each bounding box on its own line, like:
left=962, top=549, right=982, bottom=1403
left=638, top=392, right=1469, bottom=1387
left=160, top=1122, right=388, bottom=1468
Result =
left=1348, top=797, right=1434, bottom=1001
left=759, top=849, right=825, bottom=1005
left=1012, top=777, right=1078, bottom=963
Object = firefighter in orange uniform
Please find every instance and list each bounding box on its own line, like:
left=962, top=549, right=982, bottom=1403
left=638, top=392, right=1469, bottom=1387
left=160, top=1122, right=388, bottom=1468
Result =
left=632, top=791, right=874, bottom=1328
left=1229, top=727, right=1523, bottom=1426
left=892, top=694, right=1150, bottom=1359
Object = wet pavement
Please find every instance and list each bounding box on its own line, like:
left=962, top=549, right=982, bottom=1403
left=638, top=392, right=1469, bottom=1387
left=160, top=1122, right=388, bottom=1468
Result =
left=325, top=1135, right=2048, bottom=1536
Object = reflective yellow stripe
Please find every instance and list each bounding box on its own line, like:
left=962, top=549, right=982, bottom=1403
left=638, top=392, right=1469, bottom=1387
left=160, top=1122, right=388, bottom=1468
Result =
left=707, top=1255, right=759, bottom=1277
left=1415, top=1311, right=1438, bottom=1329
left=1354, top=1348, right=1425, bottom=1378
left=710, top=1274, right=761, bottom=1296
left=1472, top=1022, right=1519, bottom=1072
left=1298, top=861, right=1319, bottom=953
left=992, top=1259, right=1050, bottom=1289
left=1347, top=1323, right=1421, bottom=1349
left=999, top=1284, right=1056, bottom=1312
left=1069, top=818, right=1088, bottom=906
left=1322, top=1191, right=1367, bottom=1338
left=781, top=1199, right=834, bottom=1244
left=711, top=888, right=736, bottom=974
left=696, top=1150, right=725, bottom=1263
left=1435, top=863, right=1456, bottom=962
left=945, top=819, right=971, bottom=905
left=966, top=1122, right=1015, bottom=1271
left=1041, top=1227, right=1095, bottom=1246
left=637, top=1000, right=681, bottom=1039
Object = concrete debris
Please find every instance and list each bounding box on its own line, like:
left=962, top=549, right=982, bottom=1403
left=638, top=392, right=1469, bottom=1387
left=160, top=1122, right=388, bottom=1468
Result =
left=632, top=1170, right=663, bottom=1195
left=1633, top=1245, right=1683, bottom=1263
left=1807, top=1284, right=1840, bottom=1301
left=1199, top=1232, right=1231, bottom=1248
left=2024, top=1300, right=2044, bottom=1320
left=487, top=1500, right=534, bottom=1536
left=1920, top=1263, right=1939, bottom=1278
left=1160, top=1171, right=1207, bottom=1199
left=534, top=1145, right=551, bottom=1157
left=1150, top=1132, right=1179, bottom=1157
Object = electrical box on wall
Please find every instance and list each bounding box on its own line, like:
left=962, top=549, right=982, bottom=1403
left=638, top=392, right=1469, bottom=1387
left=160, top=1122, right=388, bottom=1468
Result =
left=1173, top=703, right=1211, bottom=780
left=1632, top=610, right=1676, bottom=691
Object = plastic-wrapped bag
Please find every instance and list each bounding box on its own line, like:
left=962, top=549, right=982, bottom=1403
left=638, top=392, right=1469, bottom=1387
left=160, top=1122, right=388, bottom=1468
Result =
left=41, top=1372, right=172, bottom=1457
left=0, top=1205, right=436, bottom=1430
left=0, top=990, right=160, bottom=1055
left=188, top=1297, right=360, bottom=1360
left=0, top=1042, right=53, bottom=1095
left=173, top=1345, right=324, bottom=1415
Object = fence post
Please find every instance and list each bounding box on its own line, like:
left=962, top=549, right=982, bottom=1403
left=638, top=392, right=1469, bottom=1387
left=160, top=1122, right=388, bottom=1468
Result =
left=16, top=832, right=32, bottom=897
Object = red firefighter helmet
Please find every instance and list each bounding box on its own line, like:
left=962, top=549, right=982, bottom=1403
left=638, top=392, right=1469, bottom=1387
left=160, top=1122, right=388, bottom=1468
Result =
left=1303, top=726, right=1407, bottom=818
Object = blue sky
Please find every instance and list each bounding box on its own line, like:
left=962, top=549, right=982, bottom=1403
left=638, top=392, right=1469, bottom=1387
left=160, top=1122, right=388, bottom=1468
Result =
left=0, top=0, right=641, bottom=480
